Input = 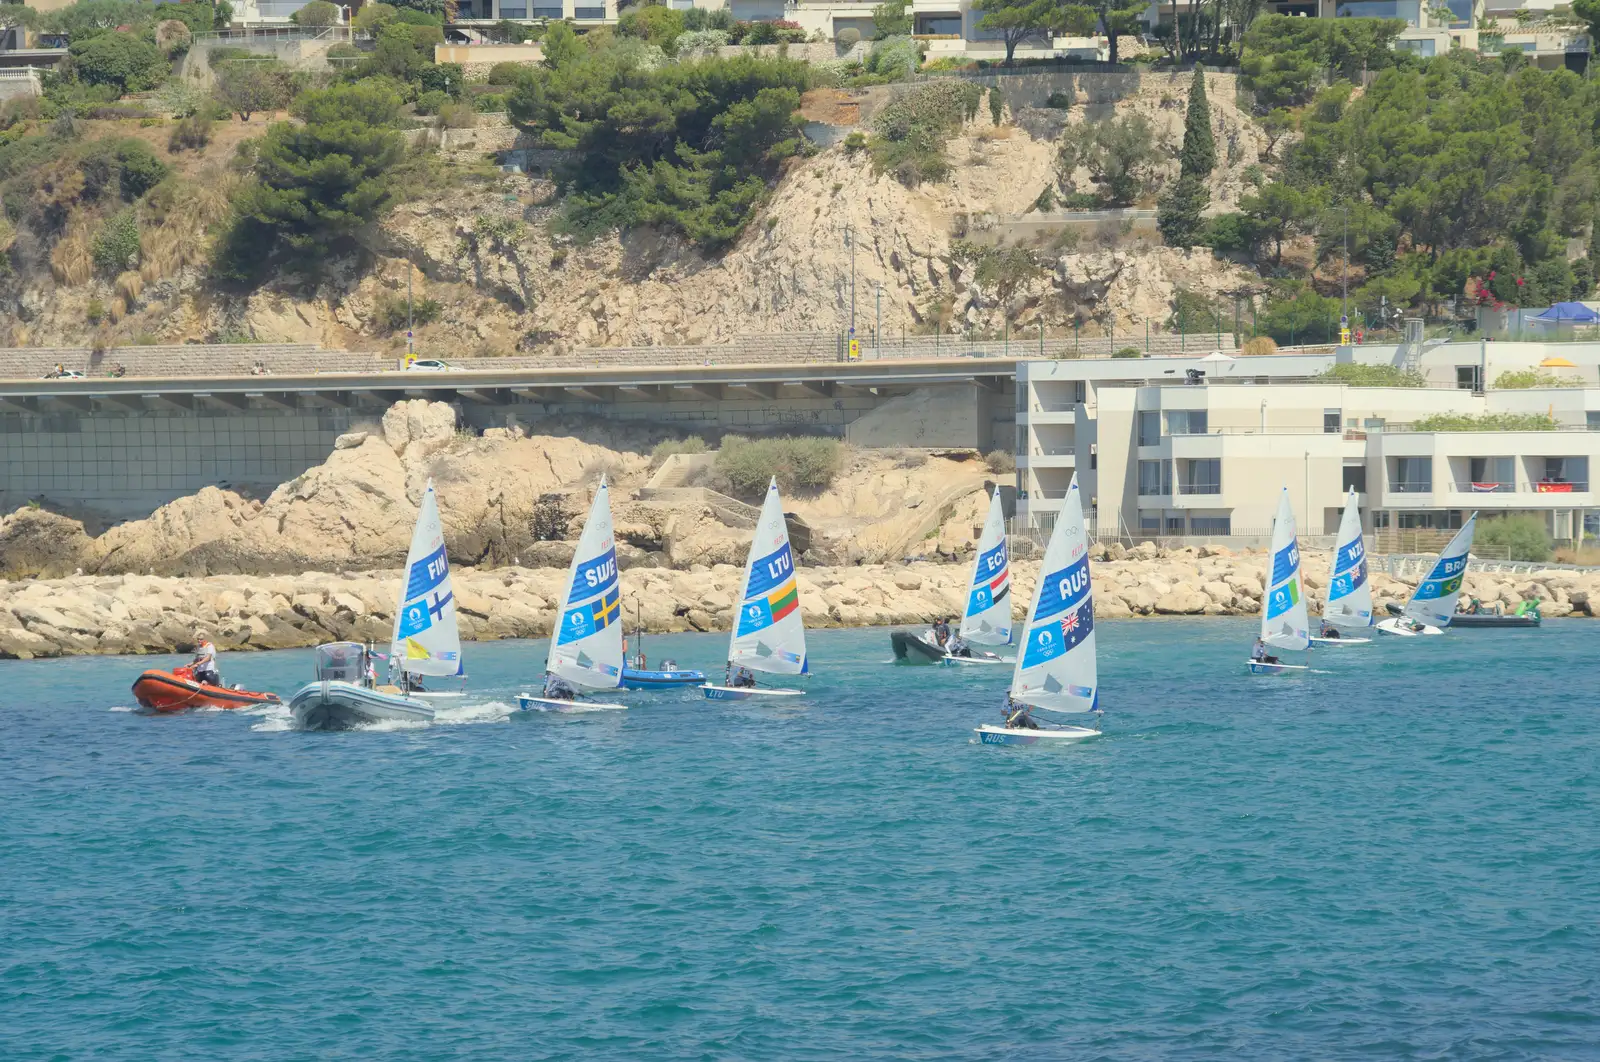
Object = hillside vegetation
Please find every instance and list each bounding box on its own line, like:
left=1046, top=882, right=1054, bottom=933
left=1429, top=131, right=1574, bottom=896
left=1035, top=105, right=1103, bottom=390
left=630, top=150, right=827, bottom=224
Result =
left=0, top=3, right=1593, bottom=352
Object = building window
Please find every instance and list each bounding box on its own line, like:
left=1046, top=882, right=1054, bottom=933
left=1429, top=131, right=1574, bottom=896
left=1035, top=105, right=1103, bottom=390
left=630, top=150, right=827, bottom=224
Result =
left=1342, top=463, right=1367, bottom=493
left=1373, top=510, right=1390, bottom=530
left=1190, top=516, right=1231, bottom=535
left=1138, top=511, right=1161, bottom=533
left=1468, top=456, right=1514, bottom=492
left=1138, top=459, right=1169, bottom=496
left=1166, top=515, right=1185, bottom=534
left=916, top=15, right=962, bottom=33
left=1394, top=457, right=1431, bottom=493
left=1588, top=410, right=1600, bottom=430
left=499, top=1, right=528, bottom=15
left=1180, top=458, right=1221, bottom=494
left=1324, top=409, right=1341, bottom=434
left=1457, top=366, right=1481, bottom=391
left=574, top=5, right=605, bottom=15
left=1398, top=510, right=1464, bottom=530
left=1072, top=381, right=1086, bottom=403
left=1543, top=456, right=1588, bottom=489
left=1165, top=410, right=1208, bottom=435
left=1137, top=410, right=1160, bottom=446
left=1089, top=443, right=1097, bottom=470
left=531, top=4, right=562, bottom=15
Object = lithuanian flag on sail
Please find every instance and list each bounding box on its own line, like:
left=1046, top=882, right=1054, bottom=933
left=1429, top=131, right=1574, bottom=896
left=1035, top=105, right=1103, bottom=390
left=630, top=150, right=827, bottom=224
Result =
left=768, top=578, right=799, bottom=621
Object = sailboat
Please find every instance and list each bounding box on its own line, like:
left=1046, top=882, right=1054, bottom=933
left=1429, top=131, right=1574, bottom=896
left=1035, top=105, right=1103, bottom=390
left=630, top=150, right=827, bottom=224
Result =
left=1247, top=488, right=1311, bottom=675
left=390, top=478, right=467, bottom=696
left=1376, top=513, right=1477, bottom=637
left=889, top=487, right=1009, bottom=666
left=289, top=480, right=454, bottom=729
left=974, top=473, right=1101, bottom=745
left=702, top=477, right=808, bottom=700
left=1312, top=486, right=1373, bottom=646
left=514, top=477, right=629, bottom=713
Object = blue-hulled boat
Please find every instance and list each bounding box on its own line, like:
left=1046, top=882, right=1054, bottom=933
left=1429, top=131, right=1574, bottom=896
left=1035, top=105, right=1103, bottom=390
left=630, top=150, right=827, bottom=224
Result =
left=621, top=666, right=707, bottom=689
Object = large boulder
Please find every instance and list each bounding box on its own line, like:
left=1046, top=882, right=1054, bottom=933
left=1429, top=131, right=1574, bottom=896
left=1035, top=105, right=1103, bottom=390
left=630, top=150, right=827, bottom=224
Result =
left=0, top=507, right=92, bottom=579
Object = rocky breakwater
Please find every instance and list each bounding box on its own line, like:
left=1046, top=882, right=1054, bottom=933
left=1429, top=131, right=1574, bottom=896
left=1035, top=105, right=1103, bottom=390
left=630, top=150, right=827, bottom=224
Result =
left=3, top=544, right=1594, bottom=661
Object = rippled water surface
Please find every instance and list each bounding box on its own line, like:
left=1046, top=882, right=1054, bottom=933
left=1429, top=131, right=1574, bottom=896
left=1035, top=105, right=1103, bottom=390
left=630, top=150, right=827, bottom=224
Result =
left=3, top=620, right=1598, bottom=1060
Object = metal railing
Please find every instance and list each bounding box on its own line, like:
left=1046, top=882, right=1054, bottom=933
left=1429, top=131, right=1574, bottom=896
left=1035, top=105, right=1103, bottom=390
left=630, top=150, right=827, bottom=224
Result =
left=1391, top=481, right=1433, bottom=494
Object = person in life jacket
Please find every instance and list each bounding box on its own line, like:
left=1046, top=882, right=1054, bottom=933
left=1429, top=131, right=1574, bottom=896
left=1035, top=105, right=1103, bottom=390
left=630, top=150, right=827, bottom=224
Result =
left=191, top=631, right=221, bottom=686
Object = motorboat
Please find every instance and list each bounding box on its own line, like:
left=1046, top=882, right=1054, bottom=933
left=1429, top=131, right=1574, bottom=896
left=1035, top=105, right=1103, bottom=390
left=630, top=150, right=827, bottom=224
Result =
left=132, top=665, right=280, bottom=713
left=1383, top=601, right=1540, bottom=629
left=890, top=629, right=947, bottom=664
left=288, top=642, right=435, bottom=730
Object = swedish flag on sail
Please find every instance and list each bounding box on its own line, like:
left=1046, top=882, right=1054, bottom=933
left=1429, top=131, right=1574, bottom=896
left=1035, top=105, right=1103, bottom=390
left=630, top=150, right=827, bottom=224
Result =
left=559, top=586, right=621, bottom=643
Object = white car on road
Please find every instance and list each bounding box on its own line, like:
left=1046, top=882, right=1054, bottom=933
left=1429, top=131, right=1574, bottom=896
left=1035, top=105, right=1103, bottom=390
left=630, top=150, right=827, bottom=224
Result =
left=405, top=359, right=455, bottom=372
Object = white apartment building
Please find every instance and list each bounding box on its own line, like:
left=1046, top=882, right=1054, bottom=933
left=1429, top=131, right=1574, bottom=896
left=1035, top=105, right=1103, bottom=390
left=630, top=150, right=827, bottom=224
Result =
left=1017, top=341, right=1600, bottom=543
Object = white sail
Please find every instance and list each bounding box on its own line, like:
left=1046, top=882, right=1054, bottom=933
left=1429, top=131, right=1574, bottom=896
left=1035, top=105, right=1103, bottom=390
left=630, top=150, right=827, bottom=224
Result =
left=1324, top=487, right=1372, bottom=627
left=1403, top=514, right=1477, bottom=628
left=959, top=488, right=1012, bottom=646
left=390, top=479, right=462, bottom=677
left=1010, top=473, right=1096, bottom=714
left=546, top=478, right=624, bottom=689
left=1259, top=488, right=1310, bottom=651
left=729, top=478, right=807, bottom=675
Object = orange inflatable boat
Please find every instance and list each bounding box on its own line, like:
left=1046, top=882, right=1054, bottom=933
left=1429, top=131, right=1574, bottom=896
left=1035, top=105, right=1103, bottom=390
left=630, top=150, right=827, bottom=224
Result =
left=132, top=665, right=282, bottom=713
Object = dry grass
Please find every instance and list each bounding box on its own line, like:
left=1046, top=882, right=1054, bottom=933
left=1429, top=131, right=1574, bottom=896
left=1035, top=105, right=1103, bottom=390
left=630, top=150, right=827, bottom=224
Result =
left=115, top=271, right=143, bottom=303
left=50, top=218, right=93, bottom=286
left=1554, top=546, right=1600, bottom=565
left=138, top=170, right=237, bottom=283
left=108, top=296, right=127, bottom=323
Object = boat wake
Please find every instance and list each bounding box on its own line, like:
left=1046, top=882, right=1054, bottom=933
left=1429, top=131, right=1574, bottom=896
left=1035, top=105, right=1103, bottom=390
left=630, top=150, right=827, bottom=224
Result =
left=248, top=696, right=516, bottom=732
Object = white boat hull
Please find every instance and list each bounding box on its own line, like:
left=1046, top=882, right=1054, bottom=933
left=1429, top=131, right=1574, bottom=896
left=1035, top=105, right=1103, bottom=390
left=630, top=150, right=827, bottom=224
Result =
left=1309, top=636, right=1371, bottom=647
left=512, top=694, right=628, bottom=715
left=288, top=680, right=436, bottom=730
left=701, top=684, right=804, bottom=701
left=1247, top=660, right=1309, bottom=675
left=944, top=653, right=1009, bottom=666
left=1376, top=618, right=1444, bottom=637
left=974, top=723, right=1100, bottom=746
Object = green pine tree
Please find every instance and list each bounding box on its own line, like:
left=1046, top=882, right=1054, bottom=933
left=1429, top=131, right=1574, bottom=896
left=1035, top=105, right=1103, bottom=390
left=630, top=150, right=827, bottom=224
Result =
left=1157, top=173, right=1210, bottom=248
left=1179, top=65, right=1215, bottom=180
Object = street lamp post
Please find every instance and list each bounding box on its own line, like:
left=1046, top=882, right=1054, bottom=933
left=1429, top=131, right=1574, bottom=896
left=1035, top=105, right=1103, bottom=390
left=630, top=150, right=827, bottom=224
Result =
left=844, top=226, right=856, bottom=334
left=1342, top=204, right=1349, bottom=327
left=875, top=284, right=882, bottom=349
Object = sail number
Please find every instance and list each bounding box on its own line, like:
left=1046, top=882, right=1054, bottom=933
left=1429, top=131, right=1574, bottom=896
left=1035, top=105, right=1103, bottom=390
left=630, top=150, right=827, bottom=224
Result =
left=984, top=552, right=1006, bottom=572
left=427, top=556, right=448, bottom=581
left=1057, top=566, right=1089, bottom=599
left=768, top=552, right=792, bottom=579
left=1440, top=555, right=1467, bottom=577
left=584, top=557, right=617, bottom=588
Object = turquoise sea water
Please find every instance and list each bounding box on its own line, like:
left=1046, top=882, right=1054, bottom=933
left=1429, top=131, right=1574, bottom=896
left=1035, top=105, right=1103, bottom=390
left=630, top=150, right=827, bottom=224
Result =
left=2, top=619, right=1597, bottom=1060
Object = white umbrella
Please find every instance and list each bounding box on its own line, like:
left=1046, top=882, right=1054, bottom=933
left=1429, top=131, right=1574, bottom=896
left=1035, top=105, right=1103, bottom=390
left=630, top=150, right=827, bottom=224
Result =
left=1200, top=351, right=1235, bottom=363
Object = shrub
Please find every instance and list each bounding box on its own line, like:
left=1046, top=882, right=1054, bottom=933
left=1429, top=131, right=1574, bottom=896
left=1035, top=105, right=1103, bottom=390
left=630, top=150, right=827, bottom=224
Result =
left=843, top=130, right=866, bottom=153
left=1044, top=90, right=1073, bottom=109
left=1475, top=513, right=1554, bottom=562
left=1493, top=369, right=1583, bottom=389
left=437, top=101, right=476, bottom=128
left=291, top=0, right=340, bottom=26
left=92, top=209, right=140, bottom=275
left=650, top=435, right=709, bottom=467
left=1410, top=412, right=1556, bottom=431
left=984, top=449, right=1015, bottom=474
left=1112, top=346, right=1142, bottom=358
left=530, top=496, right=571, bottom=541
left=86, top=296, right=105, bottom=323
left=70, top=33, right=169, bottom=94
left=375, top=294, right=441, bottom=332
left=714, top=434, right=844, bottom=498
left=154, top=19, right=192, bottom=58
left=1240, top=335, right=1278, bottom=356
left=674, top=28, right=730, bottom=53
left=987, top=85, right=1002, bottom=125
left=486, top=61, right=530, bottom=85
left=865, top=34, right=920, bottom=78
left=868, top=79, right=981, bottom=186
left=474, top=93, right=507, bottom=113
left=414, top=89, right=450, bottom=115
left=167, top=112, right=213, bottom=152
left=1315, top=362, right=1424, bottom=386
left=837, top=27, right=861, bottom=46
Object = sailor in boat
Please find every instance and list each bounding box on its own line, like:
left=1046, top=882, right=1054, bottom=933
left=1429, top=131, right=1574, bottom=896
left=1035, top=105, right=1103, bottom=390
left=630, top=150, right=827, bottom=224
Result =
left=1250, top=637, right=1280, bottom=665
left=363, top=651, right=378, bottom=689
left=1318, top=619, right=1341, bottom=639
left=947, top=633, right=972, bottom=658
left=400, top=670, right=428, bottom=693
left=541, top=672, right=579, bottom=701
left=726, top=664, right=758, bottom=688
left=1002, top=696, right=1039, bottom=730
left=932, top=617, right=951, bottom=649
left=191, top=630, right=222, bottom=687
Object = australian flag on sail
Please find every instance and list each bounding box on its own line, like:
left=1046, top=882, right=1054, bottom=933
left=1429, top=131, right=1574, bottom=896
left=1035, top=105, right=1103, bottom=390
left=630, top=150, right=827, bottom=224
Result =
left=1033, top=555, right=1091, bottom=621
left=396, top=589, right=453, bottom=639
left=404, top=544, right=449, bottom=601
left=1021, top=605, right=1093, bottom=668
left=559, top=585, right=621, bottom=643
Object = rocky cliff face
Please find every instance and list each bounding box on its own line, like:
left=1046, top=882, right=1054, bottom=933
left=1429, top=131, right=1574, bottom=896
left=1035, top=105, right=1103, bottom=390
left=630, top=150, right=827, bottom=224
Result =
left=4, top=76, right=1262, bottom=352
left=0, top=402, right=998, bottom=579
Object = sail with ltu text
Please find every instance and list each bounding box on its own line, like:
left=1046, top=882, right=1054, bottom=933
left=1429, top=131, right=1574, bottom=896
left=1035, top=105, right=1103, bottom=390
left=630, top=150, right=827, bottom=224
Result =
left=959, top=488, right=1012, bottom=646
left=729, top=478, right=807, bottom=675
left=390, top=480, right=462, bottom=677
left=1402, top=514, right=1478, bottom=629
left=1010, top=474, right=1096, bottom=714
left=1261, top=488, right=1311, bottom=651
left=1324, top=487, right=1372, bottom=627
left=546, top=478, right=625, bottom=689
